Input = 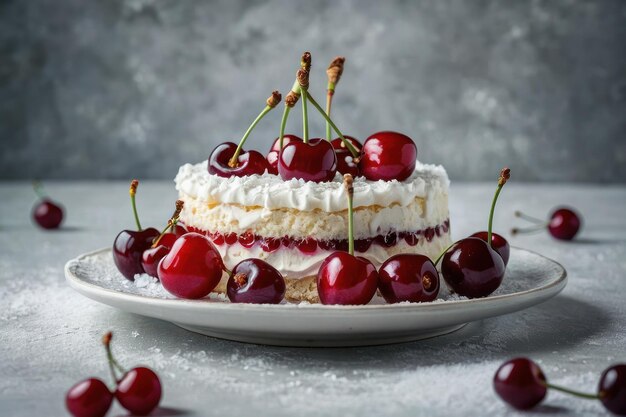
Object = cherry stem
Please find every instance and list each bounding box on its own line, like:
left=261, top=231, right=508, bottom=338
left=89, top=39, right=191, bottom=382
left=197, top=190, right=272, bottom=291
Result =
left=32, top=181, right=47, bottom=199
left=325, top=92, right=333, bottom=141
left=129, top=179, right=142, bottom=231
left=543, top=382, right=599, bottom=400
left=326, top=56, right=344, bottom=141
left=511, top=224, right=548, bottom=235
left=487, top=168, right=511, bottom=247
left=301, top=86, right=309, bottom=143
left=344, top=174, right=355, bottom=256
left=434, top=242, right=455, bottom=266
left=152, top=218, right=179, bottom=248
left=102, top=332, right=126, bottom=384
left=304, top=91, right=360, bottom=158
left=152, top=200, right=184, bottom=247
left=279, top=105, right=291, bottom=149
left=515, top=210, right=545, bottom=224
left=229, top=106, right=272, bottom=167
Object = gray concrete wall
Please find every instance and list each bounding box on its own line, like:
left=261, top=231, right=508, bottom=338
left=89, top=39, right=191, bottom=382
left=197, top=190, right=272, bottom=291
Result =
left=1, top=0, right=625, bottom=182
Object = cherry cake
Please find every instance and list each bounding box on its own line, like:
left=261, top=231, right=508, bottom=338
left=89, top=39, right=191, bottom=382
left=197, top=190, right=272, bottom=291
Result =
left=174, top=160, right=451, bottom=302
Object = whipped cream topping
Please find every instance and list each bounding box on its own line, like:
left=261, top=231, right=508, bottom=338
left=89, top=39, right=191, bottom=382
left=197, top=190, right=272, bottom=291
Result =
left=175, top=160, right=450, bottom=212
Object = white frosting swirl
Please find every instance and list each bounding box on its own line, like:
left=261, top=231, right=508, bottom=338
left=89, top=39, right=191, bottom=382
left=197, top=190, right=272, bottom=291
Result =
left=174, top=160, right=450, bottom=212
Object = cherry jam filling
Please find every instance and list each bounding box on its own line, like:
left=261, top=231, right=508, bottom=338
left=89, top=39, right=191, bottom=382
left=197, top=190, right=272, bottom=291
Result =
left=187, top=219, right=450, bottom=254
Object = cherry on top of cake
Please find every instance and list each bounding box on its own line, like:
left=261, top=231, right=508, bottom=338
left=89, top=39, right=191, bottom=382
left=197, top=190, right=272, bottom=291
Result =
left=206, top=52, right=420, bottom=184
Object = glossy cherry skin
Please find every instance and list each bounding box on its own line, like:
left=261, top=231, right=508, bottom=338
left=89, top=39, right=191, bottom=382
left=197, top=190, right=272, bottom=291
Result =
left=378, top=254, right=440, bottom=303
left=359, top=131, right=417, bottom=181
left=113, top=228, right=160, bottom=280
left=227, top=259, right=286, bottom=304
left=331, top=136, right=362, bottom=176
left=141, top=245, right=170, bottom=278
left=66, top=378, right=113, bottom=417
left=32, top=199, right=64, bottom=229
left=208, top=142, right=270, bottom=178
left=493, top=357, right=547, bottom=410
left=599, top=364, right=626, bottom=415
left=266, top=134, right=302, bottom=174
left=317, top=252, right=378, bottom=305
left=158, top=232, right=224, bottom=299
left=441, top=237, right=505, bottom=298
left=116, top=367, right=162, bottom=416
left=278, top=138, right=338, bottom=182
left=548, top=207, right=581, bottom=240
left=470, top=231, right=510, bottom=265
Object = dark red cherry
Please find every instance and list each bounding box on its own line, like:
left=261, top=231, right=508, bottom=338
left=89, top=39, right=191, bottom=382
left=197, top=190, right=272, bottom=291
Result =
left=378, top=254, right=439, bottom=303
left=174, top=223, right=189, bottom=237
left=116, top=367, right=162, bottom=416
left=66, top=378, right=113, bottom=417
left=278, top=138, right=337, bottom=182
left=331, top=136, right=362, bottom=176
left=331, top=136, right=361, bottom=150
left=470, top=231, right=510, bottom=265
left=549, top=207, right=581, bottom=240
left=113, top=228, right=160, bottom=280
left=32, top=199, right=64, bottom=229
left=441, top=237, right=505, bottom=298
left=599, top=364, right=626, bottom=415
left=208, top=142, right=270, bottom=178
left=493, top=357, right=547, bottom=410
left=316, top=252, right=378, bottom=305
left=359, top=131, right=417, bottom=181
left=141, top=245, right=170, bottom=278
left=158, top=232, right=224, bottom=299
left=266, top=134, right=302, bottom=174
left=227, top=259, right=286, bottom=304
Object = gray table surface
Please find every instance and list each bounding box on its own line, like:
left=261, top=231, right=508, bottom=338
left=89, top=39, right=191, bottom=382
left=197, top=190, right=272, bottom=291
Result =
left=1, top=181, right=625, bottom=417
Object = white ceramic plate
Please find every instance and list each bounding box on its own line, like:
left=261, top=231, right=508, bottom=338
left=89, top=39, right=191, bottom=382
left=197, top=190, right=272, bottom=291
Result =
left=65, top=247, right=566, bottom=347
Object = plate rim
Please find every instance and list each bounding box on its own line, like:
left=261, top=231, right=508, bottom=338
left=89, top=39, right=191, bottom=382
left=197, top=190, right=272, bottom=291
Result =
left=65, top=246, right=567, bottom=313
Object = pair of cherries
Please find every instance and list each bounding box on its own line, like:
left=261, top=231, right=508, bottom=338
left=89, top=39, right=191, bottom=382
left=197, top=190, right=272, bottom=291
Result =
left=157, top=232, right=286, bottom=304
left=494, top=357, right=626, bottom=415
left=210, top=130, right=417, bottom=183
left=65, top=332, right=161, bottom=417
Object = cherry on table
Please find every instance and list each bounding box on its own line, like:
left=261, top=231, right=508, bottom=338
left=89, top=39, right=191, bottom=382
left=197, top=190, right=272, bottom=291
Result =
left=227, top=258, right=286, bottom=304
left=31, top=182, right=64, bottom=229
left=266, top=134, right=302, bottom=174
left=493, top=357, right=547, bottom=410
left=158, top=232, right=224, bottom=299
left=359, top=131, right=417, bottom=181
left=116, top=367, right=162, bottom=416
left=278, top=138, right=338, bottom=182
left=66, top=378, right=113, bottom=417
left=599, top=364, right=626, bottom=415
left=513, top=206, right=582, bottom=241
left=470, top=231, right=510, bottom=265
left=378, top=254, right=439, bottom=303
